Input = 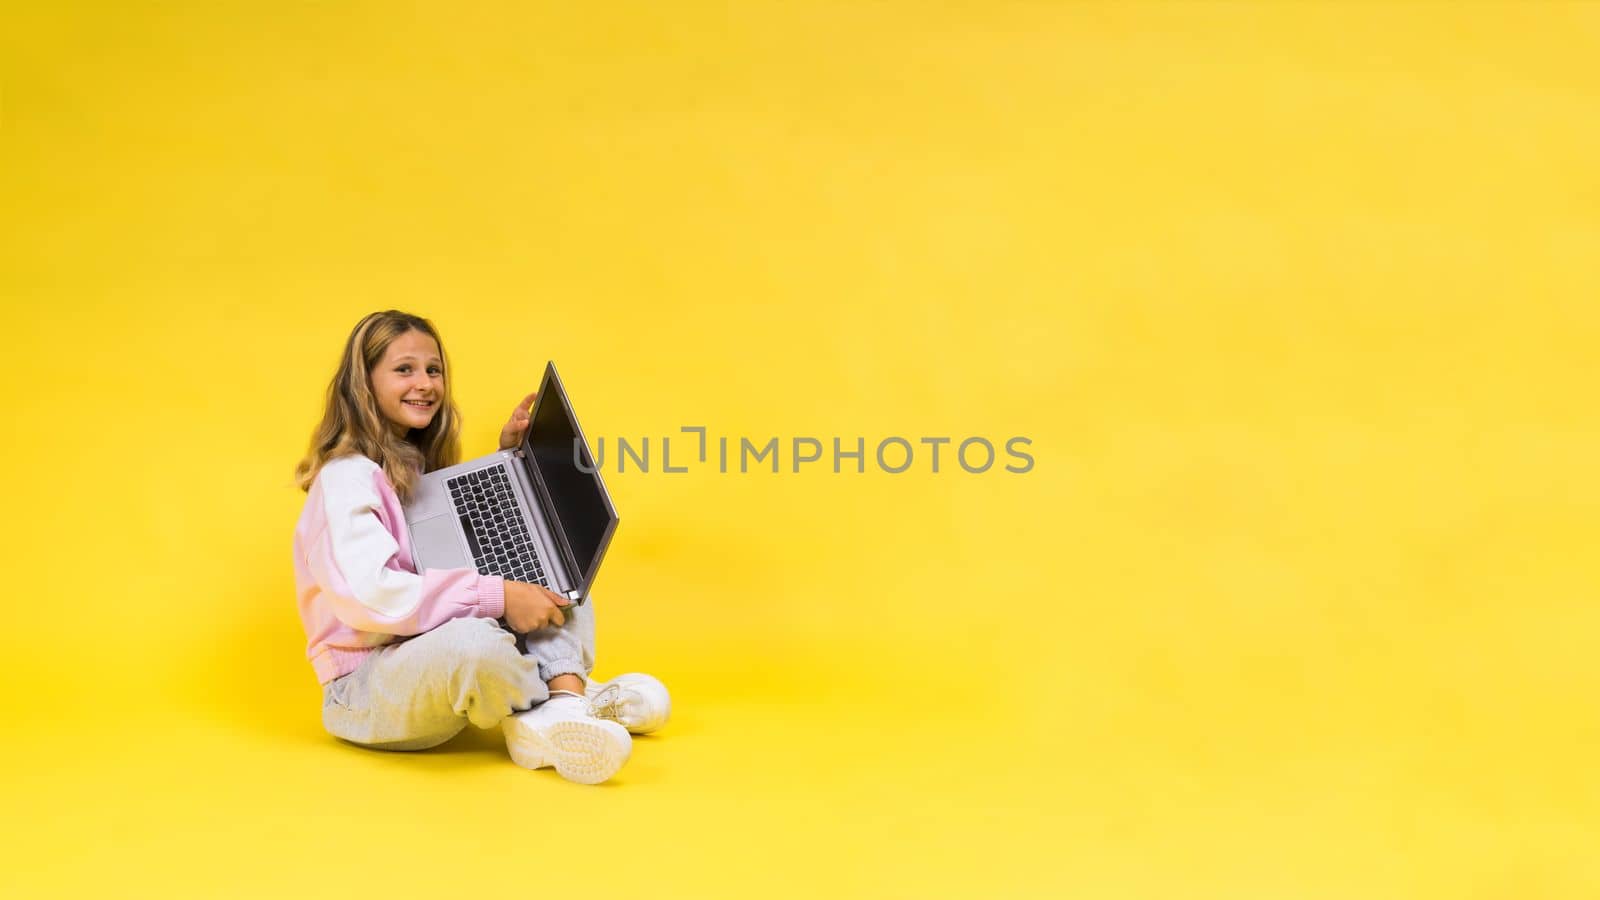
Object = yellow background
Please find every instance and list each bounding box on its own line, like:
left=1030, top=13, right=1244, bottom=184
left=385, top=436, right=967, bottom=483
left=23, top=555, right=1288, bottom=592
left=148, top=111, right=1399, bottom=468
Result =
left=3, top=2, right=1597, bottom=897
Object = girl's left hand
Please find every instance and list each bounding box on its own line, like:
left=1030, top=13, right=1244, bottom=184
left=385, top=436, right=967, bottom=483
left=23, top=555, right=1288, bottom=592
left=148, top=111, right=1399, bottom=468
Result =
left=498, top=391, right=538, bottom=450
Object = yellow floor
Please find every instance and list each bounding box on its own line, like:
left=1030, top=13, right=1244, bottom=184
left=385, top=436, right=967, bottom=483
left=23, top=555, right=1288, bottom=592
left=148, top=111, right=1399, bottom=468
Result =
left=6, top=2, right=1600, bottom=897
left=10, top=685, right=1071, bottom=898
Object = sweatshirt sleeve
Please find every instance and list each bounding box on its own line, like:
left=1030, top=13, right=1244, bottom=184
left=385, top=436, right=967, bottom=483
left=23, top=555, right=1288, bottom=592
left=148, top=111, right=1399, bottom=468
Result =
left=306, top=459, right=506, bottom=636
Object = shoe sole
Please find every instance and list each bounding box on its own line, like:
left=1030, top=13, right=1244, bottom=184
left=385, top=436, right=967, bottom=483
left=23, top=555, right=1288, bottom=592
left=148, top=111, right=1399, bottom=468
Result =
left=504, top=717, right=631, bottom=785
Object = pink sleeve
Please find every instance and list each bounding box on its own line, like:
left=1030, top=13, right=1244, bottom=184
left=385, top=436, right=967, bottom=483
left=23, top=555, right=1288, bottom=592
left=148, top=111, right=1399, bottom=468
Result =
left=306, top=461, right=506, bottom=636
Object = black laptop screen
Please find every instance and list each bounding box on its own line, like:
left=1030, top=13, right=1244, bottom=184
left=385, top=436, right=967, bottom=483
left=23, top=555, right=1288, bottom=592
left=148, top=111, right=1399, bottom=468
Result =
left=527, top=385, right=611, bottom=586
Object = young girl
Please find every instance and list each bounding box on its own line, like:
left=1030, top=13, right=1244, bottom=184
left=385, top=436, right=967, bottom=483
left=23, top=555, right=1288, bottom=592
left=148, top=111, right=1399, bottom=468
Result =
left=292, top=310, right=669, bottom=785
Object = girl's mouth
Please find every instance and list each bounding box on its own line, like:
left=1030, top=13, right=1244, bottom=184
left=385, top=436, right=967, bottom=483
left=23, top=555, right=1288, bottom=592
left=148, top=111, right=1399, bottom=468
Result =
left=404, top=400, right=435, bottom=410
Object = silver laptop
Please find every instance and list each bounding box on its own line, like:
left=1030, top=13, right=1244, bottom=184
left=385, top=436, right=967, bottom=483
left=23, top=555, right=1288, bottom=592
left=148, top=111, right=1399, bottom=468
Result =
left=403, top=361, right=618, bottom=606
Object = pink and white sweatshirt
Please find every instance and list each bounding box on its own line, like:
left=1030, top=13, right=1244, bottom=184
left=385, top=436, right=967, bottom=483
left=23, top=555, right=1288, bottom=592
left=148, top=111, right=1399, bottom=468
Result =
left=293, top=455, right=506, bottom=685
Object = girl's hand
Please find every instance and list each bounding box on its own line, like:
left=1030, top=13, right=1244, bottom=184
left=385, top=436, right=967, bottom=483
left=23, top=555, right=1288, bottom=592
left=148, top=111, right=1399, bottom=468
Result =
left=497, top=391, right=538, bottom=451
left=504, top=580, right=570, bottom=632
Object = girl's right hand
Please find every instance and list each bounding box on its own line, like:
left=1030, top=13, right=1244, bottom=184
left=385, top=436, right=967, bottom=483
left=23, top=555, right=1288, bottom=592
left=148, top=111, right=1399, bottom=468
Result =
left=503, top=580, right=571, bottom=633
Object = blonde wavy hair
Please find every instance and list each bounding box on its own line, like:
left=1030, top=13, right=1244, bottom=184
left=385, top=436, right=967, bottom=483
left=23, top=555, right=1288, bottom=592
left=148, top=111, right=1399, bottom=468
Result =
left=294, top=310, right=462, bottom=503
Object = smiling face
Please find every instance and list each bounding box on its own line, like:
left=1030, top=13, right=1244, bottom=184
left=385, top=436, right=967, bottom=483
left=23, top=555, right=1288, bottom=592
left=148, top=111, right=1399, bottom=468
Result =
left=370, top=329, right=445, bottom=437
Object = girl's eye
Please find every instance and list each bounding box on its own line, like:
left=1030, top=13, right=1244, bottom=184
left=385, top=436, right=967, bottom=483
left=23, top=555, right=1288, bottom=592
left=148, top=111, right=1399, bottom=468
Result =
left=396, top=366, right=411, bottom=373
left=428, top=367, right=442, bottom=376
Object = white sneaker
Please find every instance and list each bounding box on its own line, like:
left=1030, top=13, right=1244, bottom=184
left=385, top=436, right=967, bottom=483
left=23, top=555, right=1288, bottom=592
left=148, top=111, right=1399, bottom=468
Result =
left=503, top=693, right=632, bottom=784
left=585, top=673, right=671, bottom=734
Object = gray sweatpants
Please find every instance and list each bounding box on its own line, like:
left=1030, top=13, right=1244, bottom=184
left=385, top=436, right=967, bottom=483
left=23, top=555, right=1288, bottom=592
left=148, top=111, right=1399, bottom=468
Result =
left=321, top=602, right=596, bottom=751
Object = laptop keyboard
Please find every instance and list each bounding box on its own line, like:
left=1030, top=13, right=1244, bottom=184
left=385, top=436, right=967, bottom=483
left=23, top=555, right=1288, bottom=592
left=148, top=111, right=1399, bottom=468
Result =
left=447, top=466, right=548, bottom=587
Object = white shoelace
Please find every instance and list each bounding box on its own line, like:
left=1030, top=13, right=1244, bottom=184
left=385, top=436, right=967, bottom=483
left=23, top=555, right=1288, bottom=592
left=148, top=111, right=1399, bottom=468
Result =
left=586, top=683, right=626, bottom=723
